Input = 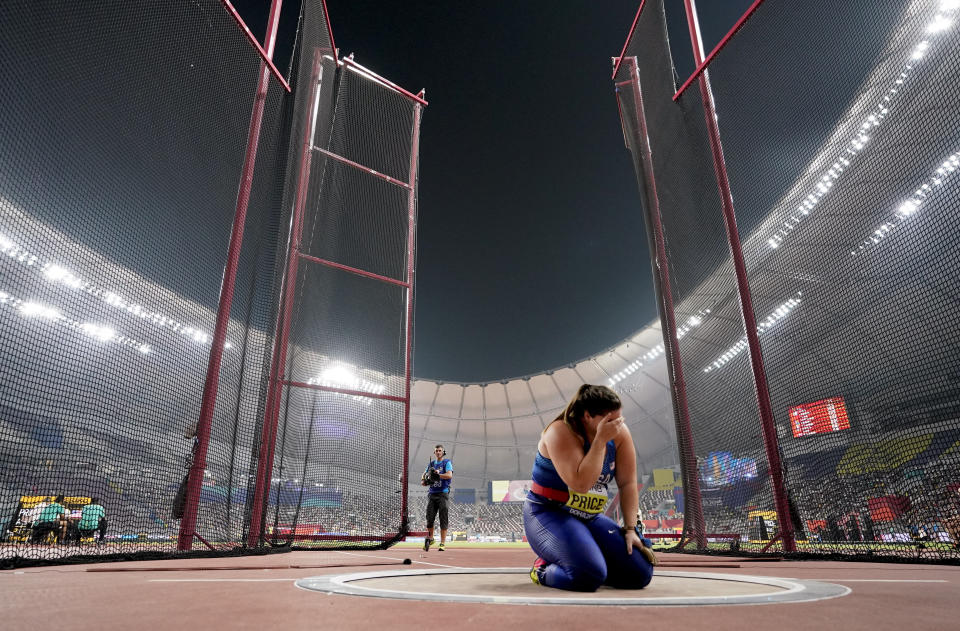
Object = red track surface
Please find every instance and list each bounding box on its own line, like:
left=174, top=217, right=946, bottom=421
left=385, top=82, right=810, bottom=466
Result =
left=2, top=548, right=957, bottom=630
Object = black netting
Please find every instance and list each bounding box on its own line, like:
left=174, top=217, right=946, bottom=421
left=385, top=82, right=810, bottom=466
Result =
left=263, top=390, right=406, bottom=546
left=251, top=0, right=421, bottom=550
left=0, top=0, right=288, bottom=565
left=286, top=265, right=408, bottom=397
left=0, top=0, right=422, bottom=566
left=614, top=0, right=960, bottom=559
left=330, top=67, right=417, bottom=185
left=300, top=159, right=411, bottom=282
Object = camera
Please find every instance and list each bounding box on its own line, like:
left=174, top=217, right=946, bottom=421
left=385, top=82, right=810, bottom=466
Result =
left=421, top=467, right=441, bottom=485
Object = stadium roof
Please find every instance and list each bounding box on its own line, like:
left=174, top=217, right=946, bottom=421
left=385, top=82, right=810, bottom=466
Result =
left=409, top=323, right=678, bottom=491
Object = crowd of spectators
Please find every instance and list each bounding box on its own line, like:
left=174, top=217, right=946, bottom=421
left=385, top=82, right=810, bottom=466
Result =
left=407, top=496, right=523, bottom=537
left=5, top=447, right=958, bottom=555
left=692, top=454, right=960, bottom=551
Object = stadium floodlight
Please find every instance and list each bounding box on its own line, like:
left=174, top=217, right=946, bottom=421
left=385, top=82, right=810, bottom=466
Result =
left=43, top=264, right=84, bottom=289
left=0, top=232, right=15, bottom=254
left=80, top=322, right=116, bottom=342
left=928, top=16, right=954, bottom=33
left=855, top=150, right=960, bottom=255
left=321, top=364, right=360, bottom=388
left=20, top=302, right=60, bottom=319
left=898, top=200, right=919, bottom=216
left=703, top=294, right=802, bottom=373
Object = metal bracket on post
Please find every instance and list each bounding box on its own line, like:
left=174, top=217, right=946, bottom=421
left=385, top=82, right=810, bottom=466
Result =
left=761, top=532, right=784, bottom=553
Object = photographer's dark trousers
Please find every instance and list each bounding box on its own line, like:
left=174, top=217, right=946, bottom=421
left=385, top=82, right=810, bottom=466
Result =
left=425, top=492, right=450, bottom=531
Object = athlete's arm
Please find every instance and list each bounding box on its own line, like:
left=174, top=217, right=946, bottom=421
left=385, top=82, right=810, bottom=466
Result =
left=542, top=420, right=612, bottom=493
left=614, top=426, right=646, bottom=555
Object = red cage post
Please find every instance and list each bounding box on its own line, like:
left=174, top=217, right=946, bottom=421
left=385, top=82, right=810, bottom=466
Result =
left=621, top=56, right=707, bottom=549
left=246, top=48, right=324, bottom=548
left=681, top=0, right=795, bottom=551
left=177, top=0, right=286, bottom=551
left=401, top=98, right=424, bottom=529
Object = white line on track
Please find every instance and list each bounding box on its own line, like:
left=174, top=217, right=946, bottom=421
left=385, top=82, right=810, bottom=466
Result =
left=149, top=578, right=298, bottom=582
left=805, top=579, right=948, bottom=583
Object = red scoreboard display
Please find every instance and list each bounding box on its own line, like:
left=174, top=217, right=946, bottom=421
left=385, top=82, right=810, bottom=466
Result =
left=789, top=396, right=851, bottom=438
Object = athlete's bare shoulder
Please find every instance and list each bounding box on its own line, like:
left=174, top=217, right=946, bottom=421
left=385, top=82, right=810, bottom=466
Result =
left=540, top=419, right=584, bottom=459
left=542, top=419, right=578, bottom=441
left=539, top=419, right=563, bottom=458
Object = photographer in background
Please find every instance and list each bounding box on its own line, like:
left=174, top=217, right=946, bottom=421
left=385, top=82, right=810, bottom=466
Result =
left=421, top=444, right=453, bottom=551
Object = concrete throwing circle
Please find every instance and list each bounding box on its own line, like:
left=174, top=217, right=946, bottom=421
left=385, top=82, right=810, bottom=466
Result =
left=296, top=568, right=850, bottom=606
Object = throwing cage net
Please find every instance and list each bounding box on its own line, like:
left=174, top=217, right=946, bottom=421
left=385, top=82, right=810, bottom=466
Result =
left=0, top=0, right=422, bottom=567
left=614, top=0, right=960, bottom=560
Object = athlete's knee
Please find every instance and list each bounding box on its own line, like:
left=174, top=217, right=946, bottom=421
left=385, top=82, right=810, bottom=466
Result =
left=565, top=558, right=607, bottom=592
left=631, top=563, right=654, bottom=589
left=611, top=559, right=654, bottom=589
left=566, top=569, right=606, bottom=592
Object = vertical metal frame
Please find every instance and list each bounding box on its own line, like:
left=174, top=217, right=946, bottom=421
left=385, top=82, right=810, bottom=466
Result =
left=246, top=57, right=426, bottom=546
left=401, top=101, right=424, bottom=529
left=621, top=57, right=706, bottom=549
left=682, top=0, right=795, bottom=551
left=178, top=0, right=285, bottom=551
left=246, top=49, right=325, bottom=548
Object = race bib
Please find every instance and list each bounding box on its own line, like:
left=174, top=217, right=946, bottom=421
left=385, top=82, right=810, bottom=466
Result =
left=564, top=489, right=608, bottom=515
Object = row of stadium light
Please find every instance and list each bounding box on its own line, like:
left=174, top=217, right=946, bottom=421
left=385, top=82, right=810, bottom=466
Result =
left=0, top=229, right=228, bottom=355
left=1, top=227, right=397, bottom=397
left=608, top=310, right=709, bottom=386
left=766, top=0, right=957, bottom=251
left=853, top=150, right=960, bottom=254
left=0, top=287, right=153, bottom=353
left=702, top=293, right=803, bottom=373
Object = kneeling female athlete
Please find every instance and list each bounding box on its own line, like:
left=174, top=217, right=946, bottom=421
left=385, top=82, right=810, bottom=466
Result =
left=524, top=384, right=657, bottom=591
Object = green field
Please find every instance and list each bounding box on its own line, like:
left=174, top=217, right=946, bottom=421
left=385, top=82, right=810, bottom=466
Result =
left=393, top=540, right=531, bottom=549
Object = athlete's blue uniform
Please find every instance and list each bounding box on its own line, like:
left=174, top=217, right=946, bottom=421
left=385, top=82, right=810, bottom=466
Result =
left=523, top=438, right=654, bottom=591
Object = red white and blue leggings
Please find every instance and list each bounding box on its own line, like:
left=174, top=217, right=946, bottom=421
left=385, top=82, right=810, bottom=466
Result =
left=523, top=499, right=654, bottom=592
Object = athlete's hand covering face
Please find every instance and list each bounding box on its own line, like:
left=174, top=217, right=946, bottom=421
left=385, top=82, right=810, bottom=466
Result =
left=594, top=412, right=624, bottom=444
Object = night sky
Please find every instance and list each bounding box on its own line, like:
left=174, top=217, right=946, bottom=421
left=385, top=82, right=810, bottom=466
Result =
left=234, top=0, right=754, bottom=383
